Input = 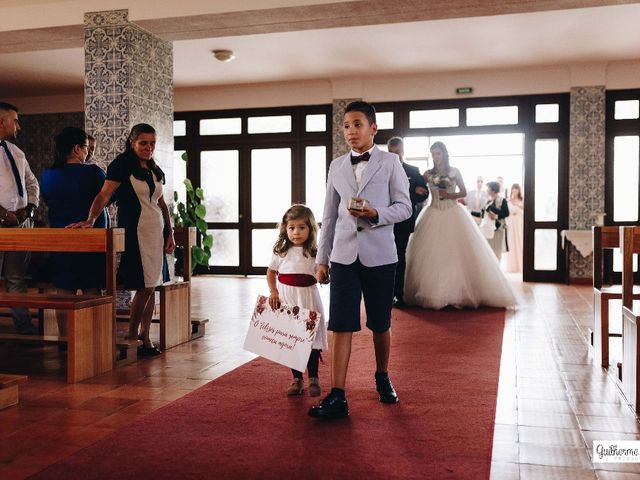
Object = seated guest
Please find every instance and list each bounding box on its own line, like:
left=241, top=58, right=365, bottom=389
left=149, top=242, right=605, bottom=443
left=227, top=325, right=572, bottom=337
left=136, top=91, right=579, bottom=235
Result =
left=40, top=127, right=107, bottom=335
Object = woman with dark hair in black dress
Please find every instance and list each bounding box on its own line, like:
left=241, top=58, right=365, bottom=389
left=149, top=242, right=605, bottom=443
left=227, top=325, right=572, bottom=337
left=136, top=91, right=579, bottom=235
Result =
left=68, top=124, right=175, bottom=357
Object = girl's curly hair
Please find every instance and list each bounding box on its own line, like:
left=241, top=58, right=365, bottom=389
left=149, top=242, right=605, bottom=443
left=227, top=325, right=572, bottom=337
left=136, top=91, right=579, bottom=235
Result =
left=273, top=204, right=318, bottom=258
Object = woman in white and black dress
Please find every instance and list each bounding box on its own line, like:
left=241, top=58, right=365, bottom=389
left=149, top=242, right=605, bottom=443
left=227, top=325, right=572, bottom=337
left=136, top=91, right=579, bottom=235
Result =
left=475, top=181, right=510, bottom=262
left=403, top=141, right=516, bottom=310
left=68, top=124, right=175, bottom=357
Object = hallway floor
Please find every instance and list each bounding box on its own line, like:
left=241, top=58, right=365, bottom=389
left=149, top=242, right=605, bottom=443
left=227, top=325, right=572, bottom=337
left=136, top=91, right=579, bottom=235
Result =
left=491, top=278, right=640, bottom=480
left=0, top=276, right=639, bottom=479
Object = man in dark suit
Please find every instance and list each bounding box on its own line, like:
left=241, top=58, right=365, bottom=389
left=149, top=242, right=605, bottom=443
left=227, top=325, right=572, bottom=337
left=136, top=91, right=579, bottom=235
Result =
left=388, top=137, right=428, bottom=308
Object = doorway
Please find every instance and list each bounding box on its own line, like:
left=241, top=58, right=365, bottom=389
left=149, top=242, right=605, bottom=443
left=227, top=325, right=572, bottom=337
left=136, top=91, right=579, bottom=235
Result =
left=373, top=94, right=569, bottom=282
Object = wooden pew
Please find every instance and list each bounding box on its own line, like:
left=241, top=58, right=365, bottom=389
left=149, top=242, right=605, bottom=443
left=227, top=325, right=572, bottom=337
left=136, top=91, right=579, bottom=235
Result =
left=0, top=228, right=124, bottom=382
left=591, top=227, right=640, bottom=368
left=0, top=374, right=27, bottom=410
left=621, top=226, right=640, bottom=412
left=173, top=227, right=209, bottom=342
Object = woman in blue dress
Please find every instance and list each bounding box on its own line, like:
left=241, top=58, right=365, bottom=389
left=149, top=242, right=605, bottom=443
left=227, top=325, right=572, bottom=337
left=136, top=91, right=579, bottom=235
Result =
left=68, top=124, right=175, bottom=357
left=41, top=126, right=107, bottom=336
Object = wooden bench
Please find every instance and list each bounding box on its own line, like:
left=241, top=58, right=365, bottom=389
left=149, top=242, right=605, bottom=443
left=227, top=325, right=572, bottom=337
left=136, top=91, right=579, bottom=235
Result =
left=0, top=228, right=124, bottom=382
left=116, top=227, right=208, bottom=350
left=621, top=226, right=640, bottom=412
left=0, top=374, right=27, bottom=410
left=0, top=294, right=113, bottom=382
left=591, top=227, right=640, bottom=368
left=173, top=227, right=209, bottom=342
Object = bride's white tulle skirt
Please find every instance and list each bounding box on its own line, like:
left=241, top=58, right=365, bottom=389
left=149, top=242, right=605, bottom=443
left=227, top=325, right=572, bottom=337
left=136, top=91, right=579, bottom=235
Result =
left=404, top=203, right=517, bottom=310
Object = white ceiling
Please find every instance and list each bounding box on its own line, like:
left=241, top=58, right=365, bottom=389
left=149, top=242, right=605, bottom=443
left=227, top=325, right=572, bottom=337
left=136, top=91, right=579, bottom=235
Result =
left=2, top=3, right=640, bottom=97
left=173, top=4, right=640, bottom=86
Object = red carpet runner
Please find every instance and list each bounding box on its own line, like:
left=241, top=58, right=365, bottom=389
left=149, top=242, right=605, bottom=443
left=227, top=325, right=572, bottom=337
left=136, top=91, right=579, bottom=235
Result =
left=31, top=307, right=505, bottom=480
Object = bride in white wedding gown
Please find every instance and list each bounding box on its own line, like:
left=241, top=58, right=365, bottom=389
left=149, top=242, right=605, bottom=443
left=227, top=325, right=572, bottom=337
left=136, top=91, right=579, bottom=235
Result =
left=404, top=141, right=517, bottom=309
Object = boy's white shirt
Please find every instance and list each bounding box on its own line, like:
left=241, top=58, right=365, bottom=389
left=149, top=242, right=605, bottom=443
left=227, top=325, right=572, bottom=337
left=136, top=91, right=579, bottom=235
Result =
left=350, top=145, right=375, bottom=189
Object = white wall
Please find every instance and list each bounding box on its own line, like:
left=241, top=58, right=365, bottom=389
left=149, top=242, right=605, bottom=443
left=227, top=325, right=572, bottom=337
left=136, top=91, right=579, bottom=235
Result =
left=174, top=61, right=640, bottom=112
left=11, top=60, right=640, bottom=114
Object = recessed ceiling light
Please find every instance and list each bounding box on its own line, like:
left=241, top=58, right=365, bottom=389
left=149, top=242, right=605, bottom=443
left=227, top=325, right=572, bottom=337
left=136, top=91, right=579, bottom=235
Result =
left=212, top=49, right=235, bottom=62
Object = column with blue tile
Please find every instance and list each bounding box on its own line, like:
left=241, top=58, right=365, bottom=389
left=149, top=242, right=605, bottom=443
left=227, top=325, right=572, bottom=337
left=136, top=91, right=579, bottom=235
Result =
left=84, top=9, right=174, bottom=197
left=569, top=86, right=605, bottom=281
left=332, top=98, right=362, bottom=158
left=84, top=9, right=174, bottom=309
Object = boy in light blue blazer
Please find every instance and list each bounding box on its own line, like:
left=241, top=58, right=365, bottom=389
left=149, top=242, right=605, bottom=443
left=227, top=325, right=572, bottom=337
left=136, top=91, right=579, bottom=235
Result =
left=309, top=101, right=412, bottom=419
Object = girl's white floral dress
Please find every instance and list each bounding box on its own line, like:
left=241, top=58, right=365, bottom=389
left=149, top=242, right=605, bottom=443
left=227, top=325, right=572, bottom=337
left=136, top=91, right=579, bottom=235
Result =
left=269, top=246, right=328, bottom=351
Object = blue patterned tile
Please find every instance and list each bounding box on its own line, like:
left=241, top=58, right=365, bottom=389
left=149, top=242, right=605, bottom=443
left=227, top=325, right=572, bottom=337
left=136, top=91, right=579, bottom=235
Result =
left=84, top=9, right=174, bottom=195
left=332, top=98, right=361, bottom=158
left=568, top=86, right=605, bottom=279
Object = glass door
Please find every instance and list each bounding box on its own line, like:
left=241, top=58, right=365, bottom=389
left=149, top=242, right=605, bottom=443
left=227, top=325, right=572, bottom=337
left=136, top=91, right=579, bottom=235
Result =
left=248, top=143, right=329, bottom=275
left=249, top=146, right=292, bottom=273
left=373, top=94, right=569, bottom=282
left=174, top=105, right=331, bottom=275
left=201, top=148, right=241, bottom=272
left=523, top=135, right=569, bottom=282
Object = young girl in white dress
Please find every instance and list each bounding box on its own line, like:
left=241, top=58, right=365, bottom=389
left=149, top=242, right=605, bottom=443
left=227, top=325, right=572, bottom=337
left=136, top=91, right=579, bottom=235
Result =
left=404, top=142, right=517, bottom=309
left=267, top=204, right=328, bottom=396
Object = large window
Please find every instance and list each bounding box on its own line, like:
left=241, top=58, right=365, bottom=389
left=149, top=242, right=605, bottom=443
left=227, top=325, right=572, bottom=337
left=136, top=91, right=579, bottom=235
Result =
left=175, top=95, right=569, bottom=280
left=607, top=90, right=640, bottom=226
left=174, top=106, right=331, bottom=275
left=605, top=90, right=640, bottom=279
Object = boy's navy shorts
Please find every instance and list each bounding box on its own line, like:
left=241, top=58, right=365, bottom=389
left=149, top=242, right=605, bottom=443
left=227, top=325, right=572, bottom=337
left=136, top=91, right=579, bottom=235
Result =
left=328, top=258, right=396, bottom=333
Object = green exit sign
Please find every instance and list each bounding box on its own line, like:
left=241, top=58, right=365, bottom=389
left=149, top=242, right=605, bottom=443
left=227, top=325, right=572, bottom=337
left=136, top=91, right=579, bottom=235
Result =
left=456, top=87, right=473, bottom=94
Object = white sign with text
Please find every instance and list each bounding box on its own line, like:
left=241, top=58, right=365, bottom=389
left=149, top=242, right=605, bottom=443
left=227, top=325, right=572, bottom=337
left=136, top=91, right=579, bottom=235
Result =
left=243, top=295, right=320, bottom=372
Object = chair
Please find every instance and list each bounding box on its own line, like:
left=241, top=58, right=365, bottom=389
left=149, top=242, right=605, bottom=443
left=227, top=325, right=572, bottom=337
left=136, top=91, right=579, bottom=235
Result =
left=621, top=226, right=640, bottom=411
left=592, top=227, right=625, bottom=369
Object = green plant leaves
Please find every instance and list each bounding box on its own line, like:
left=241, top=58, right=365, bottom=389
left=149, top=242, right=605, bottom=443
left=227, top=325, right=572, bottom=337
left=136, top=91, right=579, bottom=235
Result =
left=193, top=246, right=206, bottom=265
left=195, top=204, right=206, bottom=219
left=172, top=169, right=214, bottom=271
left=196, top=218, right=207, bottom=234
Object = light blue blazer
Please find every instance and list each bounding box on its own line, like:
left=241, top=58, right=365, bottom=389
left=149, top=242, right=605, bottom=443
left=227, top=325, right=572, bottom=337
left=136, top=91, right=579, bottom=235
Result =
left=317, top=146, right=412, bottom=267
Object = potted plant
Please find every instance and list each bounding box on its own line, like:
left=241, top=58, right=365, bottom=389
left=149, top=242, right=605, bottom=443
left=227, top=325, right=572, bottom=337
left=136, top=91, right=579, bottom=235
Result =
left=172, top=153, right=213, bottom=273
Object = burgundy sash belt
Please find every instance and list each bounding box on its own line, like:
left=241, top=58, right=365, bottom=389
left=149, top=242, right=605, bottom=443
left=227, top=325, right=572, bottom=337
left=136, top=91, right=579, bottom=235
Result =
left=278, top=273, right=316, bottom=287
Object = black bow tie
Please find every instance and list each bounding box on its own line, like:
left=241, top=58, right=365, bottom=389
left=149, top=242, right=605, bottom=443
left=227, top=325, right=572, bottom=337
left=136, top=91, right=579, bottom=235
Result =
left=350, top=152, right=371, bottom=165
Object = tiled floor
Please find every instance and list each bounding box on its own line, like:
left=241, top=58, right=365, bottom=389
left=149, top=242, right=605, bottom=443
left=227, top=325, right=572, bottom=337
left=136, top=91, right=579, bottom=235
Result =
left=491, top=279, right=640, bottom=480
left=1, top=276, right=639, bottom=479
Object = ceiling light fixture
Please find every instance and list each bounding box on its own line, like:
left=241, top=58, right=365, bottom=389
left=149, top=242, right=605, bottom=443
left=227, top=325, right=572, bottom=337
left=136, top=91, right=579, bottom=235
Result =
left=212, top=49, right=235, bottom=62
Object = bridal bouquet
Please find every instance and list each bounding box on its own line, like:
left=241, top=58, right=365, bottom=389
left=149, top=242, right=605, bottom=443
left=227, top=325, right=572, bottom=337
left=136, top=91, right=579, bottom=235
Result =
left=428, top=172, right=453, bottom=189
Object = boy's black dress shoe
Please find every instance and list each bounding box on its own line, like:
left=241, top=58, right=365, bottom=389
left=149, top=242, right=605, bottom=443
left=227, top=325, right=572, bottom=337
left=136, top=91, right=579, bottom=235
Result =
left=308, top=393, right=349, bottom=419
left=376, top=374, right=399, bottom=404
